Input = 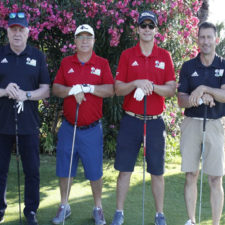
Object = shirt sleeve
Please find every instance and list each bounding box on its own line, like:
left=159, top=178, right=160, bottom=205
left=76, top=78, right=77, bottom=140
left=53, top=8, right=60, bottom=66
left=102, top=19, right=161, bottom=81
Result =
left=178, top=62, right=190, bottom=94
left=115, top=51, right=128, bottom=82
left=101, top=59, right=114, bottom=84
left=39, top=52, right=50, bottom=84
left=53, top=59, right=66, bottom=85
left=164, top=51, right=176, bottom=82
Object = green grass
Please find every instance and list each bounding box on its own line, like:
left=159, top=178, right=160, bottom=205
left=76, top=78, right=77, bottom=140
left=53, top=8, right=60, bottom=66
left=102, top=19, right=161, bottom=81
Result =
left=3, top=154, right=225, bottom=225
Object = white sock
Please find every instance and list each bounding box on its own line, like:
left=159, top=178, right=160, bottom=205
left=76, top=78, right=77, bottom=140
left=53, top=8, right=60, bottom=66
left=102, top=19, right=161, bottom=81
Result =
left=116, top=210, right=124, bottom=215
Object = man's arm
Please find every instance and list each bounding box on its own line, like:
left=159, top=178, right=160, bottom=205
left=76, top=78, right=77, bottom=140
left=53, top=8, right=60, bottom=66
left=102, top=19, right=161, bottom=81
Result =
left=153, top=80, right=176, bottom=97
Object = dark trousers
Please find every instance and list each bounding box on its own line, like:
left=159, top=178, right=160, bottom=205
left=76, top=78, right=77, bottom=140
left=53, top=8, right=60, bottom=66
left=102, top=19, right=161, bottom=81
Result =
left=0, top=134, right=40, bottom=217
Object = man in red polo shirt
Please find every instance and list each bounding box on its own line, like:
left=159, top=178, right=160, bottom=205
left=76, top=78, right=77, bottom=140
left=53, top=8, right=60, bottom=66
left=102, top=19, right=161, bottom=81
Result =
left=110, top=11, right=176, bottom=225
left=52, top=24, right=114, bottom=225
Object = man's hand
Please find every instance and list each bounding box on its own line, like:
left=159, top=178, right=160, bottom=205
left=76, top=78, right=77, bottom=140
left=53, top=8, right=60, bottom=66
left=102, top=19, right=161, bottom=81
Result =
left=75, top=92, right=86, bottom=104
left=134, top=79, right=154, bottom=95
left=134, top=88, right=145, bottom=101
left=68, top=84, right=83, bottom=96
left=5, top=83, right=20, bottom=99
left=202, top=93, right=215, bottom=108
left=189, top=85, right=206, bottom=107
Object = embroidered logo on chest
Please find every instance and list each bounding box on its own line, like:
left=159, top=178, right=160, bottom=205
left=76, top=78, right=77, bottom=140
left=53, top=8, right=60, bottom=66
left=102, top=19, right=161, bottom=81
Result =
left=91, top=67, right=101, bottom=76
left=1, top=58, right=8, bottom=63
left=131, top=61, right=139, bottom=66
left=191, top=71, right=199, bottom=77
left=26, top=58, right=36, bottom=67
left=155, top=60, right=165, bottom=70
left=215, top=69, right=224, bottom=77
left=68, top=68, right=74, bottom=74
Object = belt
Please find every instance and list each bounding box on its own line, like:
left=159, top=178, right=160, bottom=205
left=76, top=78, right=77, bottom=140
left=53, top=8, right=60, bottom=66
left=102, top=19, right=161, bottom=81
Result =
left=77, top=120, right=100, bottom=130
left=125, top=111, right=161, bottom=120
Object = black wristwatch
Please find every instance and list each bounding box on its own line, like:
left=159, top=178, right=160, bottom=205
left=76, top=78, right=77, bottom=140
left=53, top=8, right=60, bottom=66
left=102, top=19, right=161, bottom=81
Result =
left=26, top=92, right=32, bottom=100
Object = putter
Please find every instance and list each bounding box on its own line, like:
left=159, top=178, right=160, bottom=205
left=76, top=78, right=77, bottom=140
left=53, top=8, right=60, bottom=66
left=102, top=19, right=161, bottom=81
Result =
left=62, top=103, right=79, bottom=225
left=198, top=104, right=207, bottom=225
left=14, top=101, right=22, bottom=225
left=142, top=96, right=147, bottom=225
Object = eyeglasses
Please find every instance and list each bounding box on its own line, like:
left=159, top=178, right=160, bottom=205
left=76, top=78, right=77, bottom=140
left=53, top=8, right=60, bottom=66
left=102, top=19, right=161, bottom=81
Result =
left=139, top=23, right=156, bottom=30
left=75, top=36, right=94, bottom=41
left=9, top=12, right=26, bottom=19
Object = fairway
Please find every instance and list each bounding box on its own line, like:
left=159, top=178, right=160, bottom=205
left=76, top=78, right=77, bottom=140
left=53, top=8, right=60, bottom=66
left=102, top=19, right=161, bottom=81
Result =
left=3, top=155, right=225, bottom=225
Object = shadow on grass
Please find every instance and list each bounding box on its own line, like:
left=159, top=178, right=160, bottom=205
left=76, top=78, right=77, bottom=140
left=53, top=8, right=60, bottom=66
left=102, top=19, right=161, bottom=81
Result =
left=3, top=155, right=225, bottom=225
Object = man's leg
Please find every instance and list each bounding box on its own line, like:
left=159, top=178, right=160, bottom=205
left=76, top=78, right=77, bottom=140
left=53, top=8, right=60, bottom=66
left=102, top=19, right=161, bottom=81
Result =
left=0, top=134, right=13, bottom=219
left=90, top=178, right=103, bottom=208
left=116, top=172, right=132, bottom=210
left=208, top=175, right=224, bottom=225
left=184, top=172, right=199, bottom=224
left=59, top=177, right=73, bottom=204
left=151, top=174, right=164, bottom=213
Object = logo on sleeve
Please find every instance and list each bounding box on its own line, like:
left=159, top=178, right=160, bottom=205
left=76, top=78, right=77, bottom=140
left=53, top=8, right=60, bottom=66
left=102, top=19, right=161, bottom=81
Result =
left=26, top=58, right=36, bottom=67
left=215, top=69, right=224, bottom=77
left=91, top=67, right=101, bottom=76
left=1, top=58, right=8, bottom=63
left=155, top=61, right=165, bottom=69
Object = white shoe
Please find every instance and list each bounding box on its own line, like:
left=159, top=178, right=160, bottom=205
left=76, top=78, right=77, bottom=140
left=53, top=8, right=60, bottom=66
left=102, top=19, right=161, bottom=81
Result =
left=185, top=219, right=195, bottom=225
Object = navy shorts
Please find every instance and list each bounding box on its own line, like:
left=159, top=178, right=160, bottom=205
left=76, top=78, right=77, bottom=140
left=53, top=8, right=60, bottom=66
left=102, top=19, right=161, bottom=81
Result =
left=56, top=119, right=103, bottom=181
left=114, top=114, right=166, bottom=175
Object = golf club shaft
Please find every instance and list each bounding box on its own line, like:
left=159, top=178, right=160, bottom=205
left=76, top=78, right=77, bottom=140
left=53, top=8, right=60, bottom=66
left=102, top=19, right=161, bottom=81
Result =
left=63, top=103, right=79, bottom=225
left=198, top=105, right=207, bottom=225
left=142, top=96, right=147, bottom=225
left=14, top=101, right=22, bottom=225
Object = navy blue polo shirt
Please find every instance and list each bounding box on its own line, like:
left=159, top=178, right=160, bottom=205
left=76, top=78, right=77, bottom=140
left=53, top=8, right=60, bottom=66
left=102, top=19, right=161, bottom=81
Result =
left=178, top=53, right=225, bottom=119
left=0, top=44, right=50, bottom=135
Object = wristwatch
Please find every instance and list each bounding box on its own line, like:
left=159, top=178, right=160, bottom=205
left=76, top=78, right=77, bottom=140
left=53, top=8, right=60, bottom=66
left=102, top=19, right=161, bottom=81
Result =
left=26, top=92, right=32, bottom=100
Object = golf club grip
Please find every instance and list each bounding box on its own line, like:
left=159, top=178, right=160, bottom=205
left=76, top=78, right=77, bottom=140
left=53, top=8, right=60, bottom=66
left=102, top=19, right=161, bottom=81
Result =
left=203, top=104, right=207, bottom=132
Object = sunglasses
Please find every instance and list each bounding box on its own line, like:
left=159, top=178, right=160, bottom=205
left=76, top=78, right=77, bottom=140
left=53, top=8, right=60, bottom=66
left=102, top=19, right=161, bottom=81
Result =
left=9, top=12, right=26, bottom=19
left=76, top=36, right=94, bottom=41
left=140, top=23, right=156, bottom=30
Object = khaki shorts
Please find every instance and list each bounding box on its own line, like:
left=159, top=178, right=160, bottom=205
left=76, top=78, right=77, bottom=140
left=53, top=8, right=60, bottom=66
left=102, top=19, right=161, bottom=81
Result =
left=180, top=117, right=225, bottom=176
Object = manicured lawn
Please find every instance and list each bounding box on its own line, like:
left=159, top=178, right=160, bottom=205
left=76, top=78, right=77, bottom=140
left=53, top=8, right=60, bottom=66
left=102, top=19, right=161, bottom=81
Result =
left=3, top=155, right=225, bottom=225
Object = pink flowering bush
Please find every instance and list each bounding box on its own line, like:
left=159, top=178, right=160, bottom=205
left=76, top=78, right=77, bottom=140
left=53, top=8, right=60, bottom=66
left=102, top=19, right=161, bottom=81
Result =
left=0, top=0, right=202, bottom=157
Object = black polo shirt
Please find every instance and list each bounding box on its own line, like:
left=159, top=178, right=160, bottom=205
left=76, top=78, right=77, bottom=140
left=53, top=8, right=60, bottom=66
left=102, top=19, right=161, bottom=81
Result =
left=178, top=53, right=225, bottom=119
left=0, top=44, right=50, bottom=135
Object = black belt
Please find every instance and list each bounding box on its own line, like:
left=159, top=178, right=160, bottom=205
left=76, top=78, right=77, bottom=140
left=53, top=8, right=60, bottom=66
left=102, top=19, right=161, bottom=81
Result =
left=125, top=111, right=161, bottom=120
left=77, top=120, right=100, bottom=130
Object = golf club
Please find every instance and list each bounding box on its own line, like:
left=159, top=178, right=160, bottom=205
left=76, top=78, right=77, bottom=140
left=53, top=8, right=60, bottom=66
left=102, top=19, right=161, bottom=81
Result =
left=198, top=104, right=207, bottom=225
left=62, top=103, right=79, bottom=225
left=14, top=100, right=22, bottom=225
left=142, top=96, right=147, bottom=225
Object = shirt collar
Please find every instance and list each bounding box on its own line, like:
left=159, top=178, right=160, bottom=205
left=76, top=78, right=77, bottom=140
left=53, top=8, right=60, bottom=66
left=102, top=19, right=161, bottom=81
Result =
left=72, top=51, right=96, bottom=65
left=196, top=53, right=221, bottom=68
left=5, top=44, right=32, bottom=56
left=135, top=41, right=158, bottom=58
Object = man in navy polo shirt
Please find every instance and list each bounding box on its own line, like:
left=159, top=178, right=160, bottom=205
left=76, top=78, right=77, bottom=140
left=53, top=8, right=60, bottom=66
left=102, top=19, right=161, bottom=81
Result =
left=0, top=12, right=50, bottom=225
left=111, top=11, right=176, bottom=225
left=178, top=22, right=225, bottom=225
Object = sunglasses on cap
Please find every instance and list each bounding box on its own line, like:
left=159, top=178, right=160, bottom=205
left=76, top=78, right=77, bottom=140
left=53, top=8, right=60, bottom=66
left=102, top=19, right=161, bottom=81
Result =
left=9, top=12, right=26, bottom=19
left=139, top=23, right=156, bottom=30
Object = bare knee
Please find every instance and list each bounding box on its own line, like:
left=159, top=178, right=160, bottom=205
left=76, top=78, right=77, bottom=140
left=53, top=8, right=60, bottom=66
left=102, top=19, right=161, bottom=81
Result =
left=186, top=172, right=199, bottom=185
left=208, top=176, right=223, bottom=190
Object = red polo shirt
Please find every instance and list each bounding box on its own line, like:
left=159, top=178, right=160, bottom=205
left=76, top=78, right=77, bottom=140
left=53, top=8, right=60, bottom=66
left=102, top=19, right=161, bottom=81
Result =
left=116, top=42, right=175, bottom=115
left=54, top=52, right=114, bottom=126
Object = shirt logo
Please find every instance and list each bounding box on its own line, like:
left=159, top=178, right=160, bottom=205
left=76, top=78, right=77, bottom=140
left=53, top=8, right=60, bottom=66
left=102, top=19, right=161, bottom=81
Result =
left=155, top=61, right=165, bottom=69
left=91, top=67, right=101, bottom=76
left=215, top=69, right=224, bottom=77
left=1, top=58, right=8, bottom=63
left=26, top=58, right=36, bottom=67
left=132, top=61, right=139, bottom=66
left=68, top=68, right=74, bottom=73
left=191, top=71, right=199, bottom=77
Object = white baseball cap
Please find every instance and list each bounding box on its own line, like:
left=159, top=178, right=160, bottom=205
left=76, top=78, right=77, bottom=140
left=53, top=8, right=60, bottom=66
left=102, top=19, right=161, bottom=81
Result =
left=74, top=24, right=95, bottom=37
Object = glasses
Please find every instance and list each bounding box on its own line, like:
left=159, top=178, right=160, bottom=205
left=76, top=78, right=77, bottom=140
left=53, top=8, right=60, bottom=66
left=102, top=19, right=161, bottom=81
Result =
left=75, top=36, right=94, bottom=41
left=9, top=12, right=26, bottom=19
left=139, top=23, right=156, bottom=30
